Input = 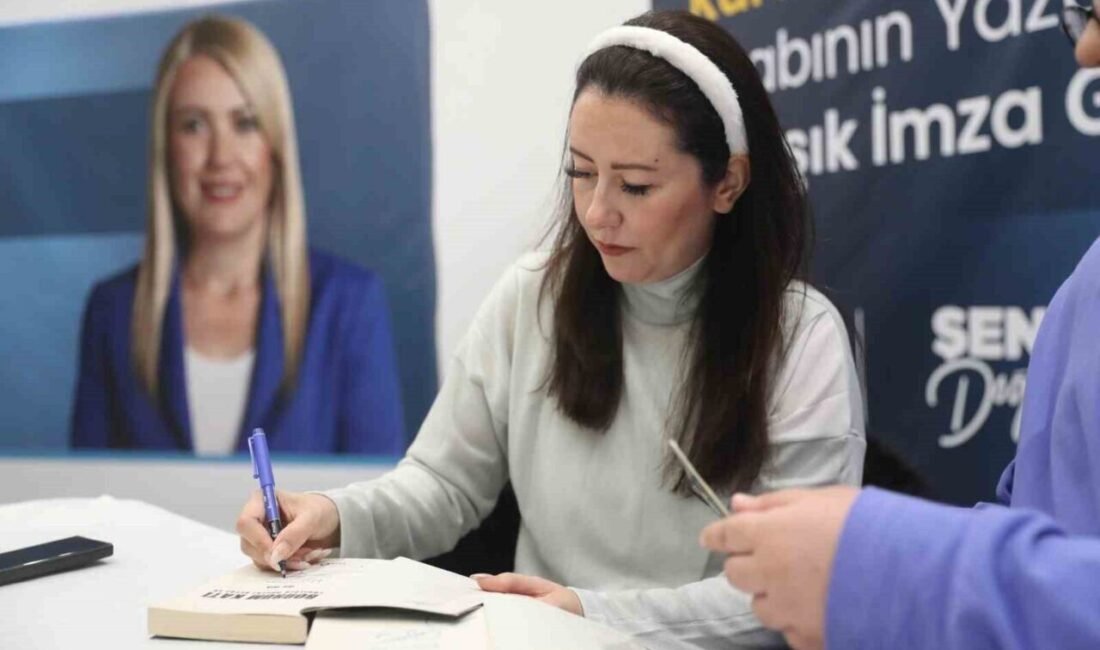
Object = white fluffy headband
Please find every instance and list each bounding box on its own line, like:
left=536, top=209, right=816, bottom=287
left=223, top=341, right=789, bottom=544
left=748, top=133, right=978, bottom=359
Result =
left=583, top=25, right=749, bottom=156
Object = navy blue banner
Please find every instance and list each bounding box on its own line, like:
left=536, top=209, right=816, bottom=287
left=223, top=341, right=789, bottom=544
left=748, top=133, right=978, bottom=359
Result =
left=654, top=0, right=1100, bottom=504
left=0, top=0, right=435, bottom=449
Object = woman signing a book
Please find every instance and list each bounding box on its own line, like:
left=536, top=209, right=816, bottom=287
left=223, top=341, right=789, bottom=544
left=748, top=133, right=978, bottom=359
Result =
left=238, top=10, right=865, bottom=648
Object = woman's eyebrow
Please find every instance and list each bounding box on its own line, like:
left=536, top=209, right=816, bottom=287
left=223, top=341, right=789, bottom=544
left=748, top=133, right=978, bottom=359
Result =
left=569, top=146, right=658, bottom=171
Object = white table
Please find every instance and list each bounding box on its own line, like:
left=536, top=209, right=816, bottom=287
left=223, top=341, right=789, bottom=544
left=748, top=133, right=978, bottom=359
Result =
left=0, top=497, right=643, bottom=650
left=0, top=496, right=287, bottom=649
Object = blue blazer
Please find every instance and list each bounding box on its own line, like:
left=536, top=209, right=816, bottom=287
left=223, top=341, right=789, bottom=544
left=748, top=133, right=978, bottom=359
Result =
left=70, top=249, right=406, bottom=455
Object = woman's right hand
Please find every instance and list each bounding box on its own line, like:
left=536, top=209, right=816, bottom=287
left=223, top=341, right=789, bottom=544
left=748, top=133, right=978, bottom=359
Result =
left=236, top=489, right=342, bottom=572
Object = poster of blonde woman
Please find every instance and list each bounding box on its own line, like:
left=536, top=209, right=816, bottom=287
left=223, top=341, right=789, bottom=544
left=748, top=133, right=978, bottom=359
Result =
left=0, top=0, right=434, bottom=455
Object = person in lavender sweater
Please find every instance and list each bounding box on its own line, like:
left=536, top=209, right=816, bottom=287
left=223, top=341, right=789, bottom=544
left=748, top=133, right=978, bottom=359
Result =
left=700, top=2, right=1100, bottom=649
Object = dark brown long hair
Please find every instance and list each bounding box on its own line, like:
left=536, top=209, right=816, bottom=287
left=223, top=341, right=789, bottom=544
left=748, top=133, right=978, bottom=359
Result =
left=540, top=11, right=811, bottom=494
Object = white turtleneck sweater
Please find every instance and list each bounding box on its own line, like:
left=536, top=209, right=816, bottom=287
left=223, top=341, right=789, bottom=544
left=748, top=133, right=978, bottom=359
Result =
left=324, top=252, right=865, bottom=649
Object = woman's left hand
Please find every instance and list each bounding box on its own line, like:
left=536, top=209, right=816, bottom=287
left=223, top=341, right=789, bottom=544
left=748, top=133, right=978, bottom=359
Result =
left=472, top=572, right=584, bottom=616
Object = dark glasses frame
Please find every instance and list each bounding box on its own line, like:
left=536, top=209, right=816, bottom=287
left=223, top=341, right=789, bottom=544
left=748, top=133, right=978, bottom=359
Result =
left=1062, top=1, right=1097, bottom=45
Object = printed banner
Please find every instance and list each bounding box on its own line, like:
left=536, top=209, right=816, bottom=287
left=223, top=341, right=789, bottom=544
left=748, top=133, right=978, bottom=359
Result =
left=654, top=0, right=1100, bottom=503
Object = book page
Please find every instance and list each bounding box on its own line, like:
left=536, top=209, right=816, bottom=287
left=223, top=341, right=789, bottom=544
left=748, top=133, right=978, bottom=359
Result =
left=481, top=593, right=644, bottom=650
left=306, top=609, right=487, bottom=650
left=306, top=592, right=644, bottom=650
left=151, top=558, right=483, bottom=618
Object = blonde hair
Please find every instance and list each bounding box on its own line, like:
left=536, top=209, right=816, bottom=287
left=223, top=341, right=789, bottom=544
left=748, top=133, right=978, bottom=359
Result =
left=133, top=15, right=310, bottom=396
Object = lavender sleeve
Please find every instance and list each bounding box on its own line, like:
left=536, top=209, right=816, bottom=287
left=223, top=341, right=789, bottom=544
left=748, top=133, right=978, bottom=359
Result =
left=827, top=487, right=1100, bottom=650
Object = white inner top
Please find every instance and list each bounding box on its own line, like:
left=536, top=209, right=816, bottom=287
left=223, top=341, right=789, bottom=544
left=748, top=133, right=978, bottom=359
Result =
left=184, top=347, right=255, bottom=456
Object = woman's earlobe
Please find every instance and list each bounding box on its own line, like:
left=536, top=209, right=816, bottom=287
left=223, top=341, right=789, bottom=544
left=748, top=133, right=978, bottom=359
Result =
left=713, top=155, right=751, bottom=214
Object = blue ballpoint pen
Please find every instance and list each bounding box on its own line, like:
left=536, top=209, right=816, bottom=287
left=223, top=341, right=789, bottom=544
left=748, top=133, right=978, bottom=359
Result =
left=248, top=428, right=287, bottom=578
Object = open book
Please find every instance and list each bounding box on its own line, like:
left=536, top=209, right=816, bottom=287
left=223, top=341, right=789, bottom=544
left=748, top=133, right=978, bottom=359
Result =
left=147, top=557, right=483, bottom=644
left=306, top=593, right=644, bottom=650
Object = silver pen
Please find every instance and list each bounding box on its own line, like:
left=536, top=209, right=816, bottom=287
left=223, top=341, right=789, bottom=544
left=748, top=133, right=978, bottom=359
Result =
left=667, top=438, right=731, bottom=518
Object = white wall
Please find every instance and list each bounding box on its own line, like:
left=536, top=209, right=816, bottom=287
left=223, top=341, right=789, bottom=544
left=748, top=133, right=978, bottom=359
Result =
left=430, top=0, right=646, bottom=368
left=0, top=455, right=390, bottom=531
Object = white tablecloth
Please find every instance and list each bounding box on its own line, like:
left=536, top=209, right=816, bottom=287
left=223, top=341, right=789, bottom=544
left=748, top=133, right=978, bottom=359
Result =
left=0, top=496, right=643, bottom=650
left=0, top=496, right=286, bottom=649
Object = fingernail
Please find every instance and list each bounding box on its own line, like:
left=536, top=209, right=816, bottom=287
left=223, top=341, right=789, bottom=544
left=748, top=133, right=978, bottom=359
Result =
left=305, top=548, right=333, bottom=563
left=286, top=560, right=311, bottom=571
left=469, top=573, right=491, bottom=580
left=270, top=542, right=288, bottom=567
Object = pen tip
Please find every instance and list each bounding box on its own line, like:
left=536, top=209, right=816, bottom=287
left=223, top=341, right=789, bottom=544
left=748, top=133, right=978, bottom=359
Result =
left=280, top=560, right=287, bottom=579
